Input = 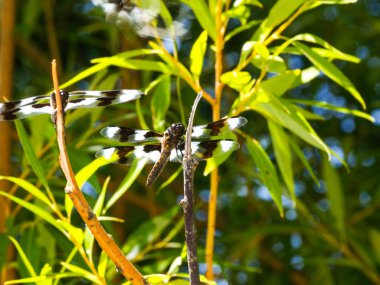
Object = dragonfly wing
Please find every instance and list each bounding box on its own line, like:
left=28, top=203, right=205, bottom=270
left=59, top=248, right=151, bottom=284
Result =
left=191, top=116, right=248, bottom=138
left=96, top=144, right=162, bottom=165
left=100, top=126, right=162, bottom=143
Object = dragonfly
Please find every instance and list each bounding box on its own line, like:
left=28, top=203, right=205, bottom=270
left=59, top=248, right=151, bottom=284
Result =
left=0, top=89, right=143, bottom=121
left=96, top=116, right=248, bottom=186
left=91, top=0, right=188, bottom=39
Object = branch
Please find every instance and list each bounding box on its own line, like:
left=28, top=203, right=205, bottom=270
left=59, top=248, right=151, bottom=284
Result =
left=180, top=91, right=203, bottom=285
left=50, top=60, right=147, bottom=285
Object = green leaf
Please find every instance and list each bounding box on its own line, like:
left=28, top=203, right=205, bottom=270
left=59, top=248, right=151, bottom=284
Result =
left=246, top=138, right=284, bottom=216
left=239, top=41, right=269, bottom=67
left=60, top=62, right=111, bottom=89
left=84, top=177, right=110, bottom=258
left=288, top=137, right=320, bottom=187
left=157, top=166, right=182, bottom=193
left=292, top=41, right=365, bottom=109
left=224, top=5, right=251, bottom=24
left=225, top=20, right=261, bottom=42
left=322, top=156, right=346, bottom=241
left=106, top=58, right=171, bottom=73
left=250, top=90, right=330, bottom=155
left=268, top=122, right=295, bottom=202
left=4, top=273, right=84, bottom=284
left=251, top=54, right=287, bottom=73
left=220, top=71, right=252, bottom=91
left=190, top=31, right=208, bottom=80
left=233, top=0, right=263, bottom=8
left=260, top=70, right=301, bottom=96
left=151, top=75, right=171, bottom=130
left=14, top=120, right=50, bottom=191
left=39, top=263, right=53, bottom=285
left=8, top=236, right=37, bottom=277
left=180, top=0, right=216, bottom=41
left=57, top=221, right=84, bottom=245
left=292, top=33, right=360, bottom=63
left=0, top=176, right=51, bottom=206
left=122, top=207, right=180, bottom=259
left=290, top=99, right=374, bottom=122
left=105, top=159, right=147, bottom=210
left=253, top=0, right=305, bottom=41
left=0, top=191, right=63, bottom=233
left=370, top=229, right=380, bottom=264
left=60, top=262, right=100, bottom=284
left=97, top=251, right=108, bottom=278
left=76, top=158, right=110, bottom=189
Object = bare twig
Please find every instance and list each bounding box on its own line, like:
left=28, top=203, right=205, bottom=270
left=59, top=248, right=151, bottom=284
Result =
left=180, top=91, right=203, bottom=285
left=50, top=60, right=147, bottom=285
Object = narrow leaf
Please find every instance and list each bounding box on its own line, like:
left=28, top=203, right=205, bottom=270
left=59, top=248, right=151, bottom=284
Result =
left=180, top=0, right=216, bottom=41
left=268, top=122, right=295, bottom=202
left=123, top=207, right=180, bottom=259
left=246, top=138, right=283, bottom=216
left=0, top=191, right=63, bottom=233
left=151, top=75, right=171, bottom=130
left=190, top=31, right=208, bottom=80
left=250, top=90, right=330, bottom=155
left=0, top=176, right=51, bottom=206
left=105, top=160, right=147, bottom=210
left=292, top=41, right=365, bottom=109
left=76, top=158, right=110, bottom=189
left=14, top=120, right=50, bottom=191
left=8, top=236, right=37, bottom=277
left=253, top=0, right=305, bottom=41
left=322, top=156, right=346, bottom=240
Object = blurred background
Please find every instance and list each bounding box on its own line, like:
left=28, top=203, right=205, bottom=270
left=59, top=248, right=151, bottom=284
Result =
left=0, top=0, right=379, bottom=284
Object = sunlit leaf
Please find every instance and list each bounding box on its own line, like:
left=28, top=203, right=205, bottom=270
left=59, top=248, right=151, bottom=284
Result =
left=190, top=31, right=208, bottom=80
left=246, top=138, right=284, bottom=216
left=292, top=41, right=365, bottom=109
left=180, top=0, right=216, bottom=41
left=75, top=158, right=110, bottom=189
left=250, top=90, right=330, bottom=155
left=290, top=99, right=374, bottom=122
left=0, top=176, right=51, bottom=206
left=151, top=75, right=171, bottom=130
left=253, top=0, right=305, bottom=41
left=58, top=221, right=84, bottom=245
left=8, top=236, right=37, bottom=277
left=260, top=70, right=301, bottom=96
left=268, top=121, right=295, bottom=202
left=224, top=5, right=250, bottom=24
left=220, top=71, right=251, bottom=91
left=251, top=54, right=287, bottom=73
left=0, top=191, right=63, bottom=233
left=60, top=262, right=100, bottom=284
left=97, top=251, right=109, bottom=278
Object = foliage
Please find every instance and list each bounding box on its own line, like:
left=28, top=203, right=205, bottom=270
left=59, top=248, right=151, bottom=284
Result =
left=1, top=0, right=379, bottom=284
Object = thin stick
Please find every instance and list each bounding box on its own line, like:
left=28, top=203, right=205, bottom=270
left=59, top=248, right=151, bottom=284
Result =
left=51, top=60, right=147, bottom=285
left=181, top=91, right=203, bottom=285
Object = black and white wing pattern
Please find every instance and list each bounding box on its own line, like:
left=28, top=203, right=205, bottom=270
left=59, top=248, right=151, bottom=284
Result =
left=96, top=140, right=240, bottom=165
left=96, top=116, right=247, bottom=186
left=0, top=89, right=143, bottom=121
left=91, top=0, right=189, bottom=39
